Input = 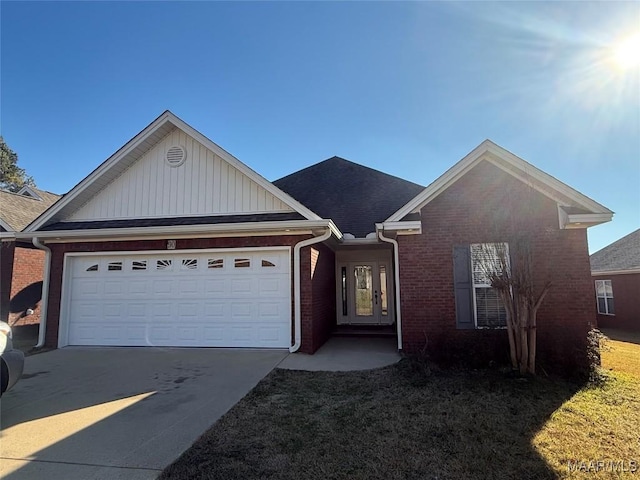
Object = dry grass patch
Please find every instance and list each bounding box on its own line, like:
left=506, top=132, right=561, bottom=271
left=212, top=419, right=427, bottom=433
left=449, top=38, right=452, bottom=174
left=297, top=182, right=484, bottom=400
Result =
left=161, top=336, right=640, bottom=480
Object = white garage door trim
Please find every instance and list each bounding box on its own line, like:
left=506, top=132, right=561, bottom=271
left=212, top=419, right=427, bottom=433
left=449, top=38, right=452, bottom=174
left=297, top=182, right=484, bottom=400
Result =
left=58, top=247, right=291, bottom=348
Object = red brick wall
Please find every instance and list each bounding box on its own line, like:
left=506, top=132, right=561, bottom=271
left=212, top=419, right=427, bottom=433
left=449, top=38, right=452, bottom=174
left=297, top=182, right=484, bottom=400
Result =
left=397, top=161, right=596, bottom=374
left=44, top=235, right=312, bottom=348
left=299, top=243, right=336, bottom=354
left=8, top=247, right=45, bottom=326
left=593, top=273, right=640, bottom=331
left=1, top=241, right=15, bottom=323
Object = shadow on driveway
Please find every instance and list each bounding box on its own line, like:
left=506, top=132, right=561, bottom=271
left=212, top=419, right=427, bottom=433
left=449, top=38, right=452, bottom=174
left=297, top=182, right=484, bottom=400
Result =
left=0, top=347, right=287, bottom=480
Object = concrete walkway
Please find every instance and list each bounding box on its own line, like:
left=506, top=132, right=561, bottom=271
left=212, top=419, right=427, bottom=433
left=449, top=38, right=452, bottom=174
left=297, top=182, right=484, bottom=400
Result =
left=278, top=337, right=401, bottom=371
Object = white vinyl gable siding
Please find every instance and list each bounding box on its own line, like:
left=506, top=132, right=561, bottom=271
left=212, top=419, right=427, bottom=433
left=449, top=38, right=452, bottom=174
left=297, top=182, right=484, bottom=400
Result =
left=69, top=127, right=293, bottom=221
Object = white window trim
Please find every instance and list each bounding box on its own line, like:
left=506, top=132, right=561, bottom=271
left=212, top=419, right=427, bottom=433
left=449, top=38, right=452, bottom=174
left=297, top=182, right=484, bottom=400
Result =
left=470, top=242, right=509, bottom=329
left=595, top=279, right=615, bottom=316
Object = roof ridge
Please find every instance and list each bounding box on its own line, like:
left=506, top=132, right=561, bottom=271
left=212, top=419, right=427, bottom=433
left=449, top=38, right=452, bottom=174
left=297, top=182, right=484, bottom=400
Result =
left=275, top=156, right=424, bottom=188
left=0, top=188, right=61, bottom=200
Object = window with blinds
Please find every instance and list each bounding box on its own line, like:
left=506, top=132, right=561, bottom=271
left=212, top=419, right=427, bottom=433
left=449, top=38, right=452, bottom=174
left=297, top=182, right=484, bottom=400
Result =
left=470, top=243, right=509, bottom=328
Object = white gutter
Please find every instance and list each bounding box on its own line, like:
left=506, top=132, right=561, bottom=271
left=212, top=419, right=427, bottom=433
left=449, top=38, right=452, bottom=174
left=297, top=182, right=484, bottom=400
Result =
left=290, top=228, right=332, bottom=353
left=18, top=219, right=343, bottom=241
left=377, top=228, right=403, bottom=351
left=32, top=238, right=51, bottom=349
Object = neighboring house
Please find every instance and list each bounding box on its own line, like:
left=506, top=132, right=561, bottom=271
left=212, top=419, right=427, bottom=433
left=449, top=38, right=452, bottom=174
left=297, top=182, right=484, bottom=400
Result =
left=19, top=111, right=612, bottom=372
left=590, top=229, right=640, bottom=331
left=0, top=186, right=61, bottom=326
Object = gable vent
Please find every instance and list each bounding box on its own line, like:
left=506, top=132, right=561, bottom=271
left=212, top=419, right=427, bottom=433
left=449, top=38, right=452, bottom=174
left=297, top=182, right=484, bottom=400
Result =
left=166, top=145, right=187, bottom=167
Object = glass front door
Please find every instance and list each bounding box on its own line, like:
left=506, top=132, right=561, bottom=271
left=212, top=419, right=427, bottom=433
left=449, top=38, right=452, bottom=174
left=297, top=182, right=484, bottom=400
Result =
left=348, top=262, right=390, bottom=324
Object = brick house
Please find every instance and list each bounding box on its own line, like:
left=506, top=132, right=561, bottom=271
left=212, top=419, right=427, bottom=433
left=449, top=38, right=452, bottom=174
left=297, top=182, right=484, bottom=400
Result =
left=0, top=186, right=60, bottom=326
left=591, top=229, right=640, bottom=331
left=20, top=111, right=612, bottom=372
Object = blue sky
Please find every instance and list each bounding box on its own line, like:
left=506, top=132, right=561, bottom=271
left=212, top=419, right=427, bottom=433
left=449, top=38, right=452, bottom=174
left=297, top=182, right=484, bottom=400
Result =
left=1, top=1, right=638, bottom=253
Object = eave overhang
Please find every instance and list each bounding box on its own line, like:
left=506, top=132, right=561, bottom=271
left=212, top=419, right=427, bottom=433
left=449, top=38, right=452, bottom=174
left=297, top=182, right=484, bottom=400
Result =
left=375, top=221, right=422, bottom=235
left=19, top=219, right=343, bottom=244
left=558, top=209, right=614, bottom=230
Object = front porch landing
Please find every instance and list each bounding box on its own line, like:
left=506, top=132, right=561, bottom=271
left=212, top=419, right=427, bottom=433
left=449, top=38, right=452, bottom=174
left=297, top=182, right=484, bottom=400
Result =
left=278, top=337, right=400, bottom=372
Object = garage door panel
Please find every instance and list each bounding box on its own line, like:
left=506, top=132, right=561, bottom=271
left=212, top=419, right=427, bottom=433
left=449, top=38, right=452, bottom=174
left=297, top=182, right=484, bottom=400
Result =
left=128, top=280, right=148, bottom=295
left=204, top=279, right=225, bottom=295
left=73, top=281, right=101, bottom=298
left=64, top=249, right=291, bottom=348
left=104, top=281, right=125, bottom=297
left=153, top=279, right=173, bottom=295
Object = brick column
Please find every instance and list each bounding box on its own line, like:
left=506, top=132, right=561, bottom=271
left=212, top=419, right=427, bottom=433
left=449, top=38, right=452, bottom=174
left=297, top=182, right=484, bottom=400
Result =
left=0, top=241, right=16, bottom=323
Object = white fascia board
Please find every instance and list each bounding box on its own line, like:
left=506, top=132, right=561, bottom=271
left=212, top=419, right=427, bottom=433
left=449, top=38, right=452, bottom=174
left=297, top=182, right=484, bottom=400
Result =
left=162, top=113, right=322, bottom=221
left=0, top=217, right=15, bottom=232
left=591, top=268, right=640, bottom=276
left=19, top=219, right=342, bottom=242
left=1, top=232, right=16, bottom=241
left=386, top=142, right=489, bottom=222
left=563, top=213, right=613, bottom=229
left=482, top=143, right=612, bottom=214
left=340, top=237, right=381, bottom=245
left=376, top=221, right=422, bottom=234
left=386, top=139, right=612, bottom=222
left=26, top=111, right=175, bottom=232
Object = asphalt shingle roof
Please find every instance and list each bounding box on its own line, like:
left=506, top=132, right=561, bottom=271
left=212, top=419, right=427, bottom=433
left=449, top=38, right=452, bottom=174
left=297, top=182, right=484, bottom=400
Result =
left=0, top=188, right=61, bottom=231
left=590, top=228, right=640, bottom=272
left=273, top=156, right=425, bottom=238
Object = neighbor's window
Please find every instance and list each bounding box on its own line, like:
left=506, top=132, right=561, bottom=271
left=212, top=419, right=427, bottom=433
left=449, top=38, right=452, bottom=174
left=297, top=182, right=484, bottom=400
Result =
left=470, top=243, right=509, bottom=328
left=595, top=280, right=615, bottom=315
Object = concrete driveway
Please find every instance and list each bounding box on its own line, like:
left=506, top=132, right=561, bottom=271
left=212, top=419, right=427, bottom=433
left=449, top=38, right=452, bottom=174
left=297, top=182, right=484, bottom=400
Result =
left=0, top=347, right=288, bottom=480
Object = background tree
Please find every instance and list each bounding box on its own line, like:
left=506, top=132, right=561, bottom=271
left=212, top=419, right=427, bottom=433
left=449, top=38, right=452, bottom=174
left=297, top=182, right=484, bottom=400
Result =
left=0, top=137, right=35, bottom=192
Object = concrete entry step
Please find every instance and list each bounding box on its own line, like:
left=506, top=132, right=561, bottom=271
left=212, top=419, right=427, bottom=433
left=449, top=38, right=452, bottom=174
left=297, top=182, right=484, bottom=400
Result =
left=332, top=324, right=396, bottom=337
left=278, top=337, right=401, bottom=372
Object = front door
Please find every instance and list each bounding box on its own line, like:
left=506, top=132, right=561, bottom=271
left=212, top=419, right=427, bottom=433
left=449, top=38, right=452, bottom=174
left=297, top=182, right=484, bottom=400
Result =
left=342, top=262, right=391, bottom=325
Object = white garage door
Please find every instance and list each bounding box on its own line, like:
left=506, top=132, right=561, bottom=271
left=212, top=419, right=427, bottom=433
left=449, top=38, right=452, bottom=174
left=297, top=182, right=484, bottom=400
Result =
left=62, top=248, right=291, bottom=348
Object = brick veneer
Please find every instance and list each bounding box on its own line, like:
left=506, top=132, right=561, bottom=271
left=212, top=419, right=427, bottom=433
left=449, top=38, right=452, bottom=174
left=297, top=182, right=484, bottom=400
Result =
left=1, top=242, right=16, bottom=323
left=8, top=247, right=45, bottom=326
left=299, top=243, right=336, bottom=354
left=593, top=273, right=640, bottom=331
left=397, top=161, right=596, bottom=374
left=43, top=235, right=329, bottom=349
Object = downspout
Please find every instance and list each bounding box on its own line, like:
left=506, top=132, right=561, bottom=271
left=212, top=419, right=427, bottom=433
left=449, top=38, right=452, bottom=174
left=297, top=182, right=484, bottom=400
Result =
left=378, top=229, right=403, bottom=351
left=291, top=228, right=332, bottom=353
left=32, top=238, right=51, bottom=349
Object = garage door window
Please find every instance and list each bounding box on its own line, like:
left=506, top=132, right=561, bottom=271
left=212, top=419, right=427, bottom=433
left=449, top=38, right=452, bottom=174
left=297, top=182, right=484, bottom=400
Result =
left=132, top=260, right=147, bottom=271
left=182, top=258, right=198, bottom=270
left=108, top=261, right=123, bottom=271
left=157, top=259, right=172, bottom=271
left=208, top=258, right=224, bottom=269
left=86, top=264, right=99, bottom=272
left=235, top=258, right=250, bottom=268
